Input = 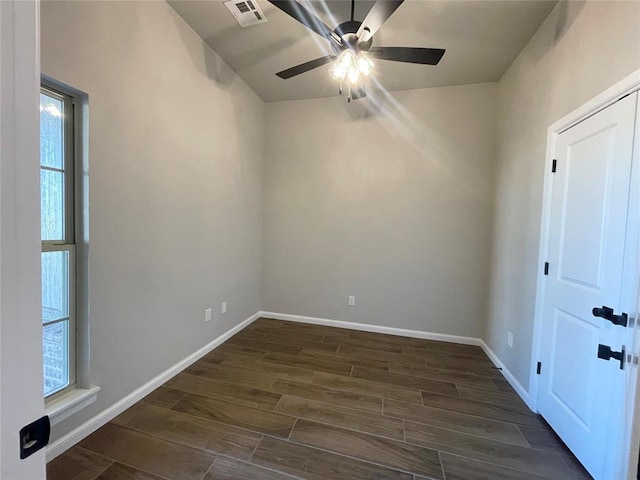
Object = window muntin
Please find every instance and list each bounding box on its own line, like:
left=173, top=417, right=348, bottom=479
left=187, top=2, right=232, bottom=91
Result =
left=41, top=86, right=76, bottom=398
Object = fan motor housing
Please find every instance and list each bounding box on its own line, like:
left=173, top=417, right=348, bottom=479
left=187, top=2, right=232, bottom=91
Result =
left=333, top=21, right=373, bottom=52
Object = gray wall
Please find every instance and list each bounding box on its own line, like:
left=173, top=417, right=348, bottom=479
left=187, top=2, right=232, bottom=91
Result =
left=41, top=1, right=265, bottom=442
left=487, top=0, right=640, bottom=390
left=262, top=84, right=497, bottom=337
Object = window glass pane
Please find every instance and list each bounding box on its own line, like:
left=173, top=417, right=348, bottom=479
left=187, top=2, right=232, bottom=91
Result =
left=40, top=93, right=64, bottom=169
left=41, top=169, right=65, bottom=241
left=42, top=251, right=69, bottom=323
left=43, top=320, right=69, bottom=397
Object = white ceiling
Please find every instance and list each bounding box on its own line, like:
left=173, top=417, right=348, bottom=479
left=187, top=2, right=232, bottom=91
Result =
left=168, top=0, right=557, bottom=102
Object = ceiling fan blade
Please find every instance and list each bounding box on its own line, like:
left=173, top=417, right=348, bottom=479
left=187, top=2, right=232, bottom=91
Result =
left=356, top=0, right=404, bottom=39
left=369, top=47, right=445, bottom=65
left=276, top=55, right=335, bottom=79
left=268, top=1, right=341, bottom=44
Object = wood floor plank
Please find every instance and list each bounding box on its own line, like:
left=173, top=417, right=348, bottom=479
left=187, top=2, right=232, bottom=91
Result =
left=338, top=344, right=426, bottom=367
left=79, top=424, right=216, bottom=480
left=422, top=355, right=504, bottom=378
left=420, top=391, right=545, bottom=428
left=290, top=419, right=443, bottom=478
left=112, top=402, right=261, bottom=458
left=456, top=384, right=531, bottom=411
left=383, top=399, right=527, bottom=446
left=518, top=425, right=573, bottom=456
left=270, top=378, right=382, bottom=413
left=47, top=446, right=113, bottom=480
left=402, top=343, right=487, bottom=358
left=229, top=330, right=265, bottom=341
left=275, top=320, right=357, bottom=338
left=261, top=352, right=352, bottom=376
left=494, top=378, right=517, bottom=393
left=250, top=325, right=326, bottom=342
left=201, top=349, right=264, bottom=366
left=249, top=318, right=286, bottom=329
left=205, top=457, right=299, bottom=480
left=213, top=343, right=267, bottom=358
left=97, top=463, right=168, bottom=480
left=346, top=330, right=435, bottom=348
left=220, top=357, right=315, bottom=383
left=390, top=364, right=502, bottom=390
left=252, top=436, right=414, bottom=480
left=226, top=337, right=303, bottom=355
left=166, top=372, right=282, bottom=410
left=186, top=361, right=277, bottom=390
left=325, top=335, right=405, bottom=353
left=250, top=321, right=349, bottom=342
left=404, top=421, right=571, bottom=478
left=262, top=334, right=339, bottom=352
left=172, top=393, right=296, bottom=438
left=312, top=371, right=423, bottom=404
left=415, top=349, right=495, bottom=364
left=351, top=366, right=459, bottom=397
left=53, top=321, right=585, bottom=480
left=439, top=453, right=549, bottom=480
left=275, top=395, right=405, bottom=440
left=561, top=453, right=594, bottom=479
left=141, top=386, right=186, bottom=409
left=299, top=348, right=389, bottom=371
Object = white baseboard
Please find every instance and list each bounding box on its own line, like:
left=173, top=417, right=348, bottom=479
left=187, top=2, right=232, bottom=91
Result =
left=479, top=339, right=535, bottom=411
left=46, top=311, right=260, bottom=462
left=261, top=311, right=536, bottom=412
left=259, top=311, right=483, bottom=346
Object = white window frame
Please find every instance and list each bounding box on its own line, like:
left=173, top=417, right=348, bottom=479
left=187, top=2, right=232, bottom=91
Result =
left=40, top=78, right=98, bottom=423
left=41, top=84, right=77, bottom=400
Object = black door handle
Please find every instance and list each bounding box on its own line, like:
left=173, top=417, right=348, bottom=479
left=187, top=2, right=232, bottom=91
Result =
left=592, top=306, right=628, bottom=327
left=597, top=344, right=625, bottom=370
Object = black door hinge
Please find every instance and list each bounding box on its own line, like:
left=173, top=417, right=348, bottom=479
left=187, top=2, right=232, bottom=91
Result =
left=552, top=159, right=557, bottom=173
left=544, top=262, right=549, bottom=275
left=19, top=416, right=50, bottom=459
left=536, top=362, right=541, bottom=374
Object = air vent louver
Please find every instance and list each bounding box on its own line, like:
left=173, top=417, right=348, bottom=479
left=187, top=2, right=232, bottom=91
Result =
left=224, top=0, right=268, bottom=28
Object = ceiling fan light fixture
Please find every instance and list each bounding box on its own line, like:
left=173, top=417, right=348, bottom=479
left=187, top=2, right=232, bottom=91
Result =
left=329, top=64, right=347, bottom=80
left=330, top=49, right=373, bottom=84
left=356, top=53, right=374, bottom=77
left=348, top=65, right=360, bottom=84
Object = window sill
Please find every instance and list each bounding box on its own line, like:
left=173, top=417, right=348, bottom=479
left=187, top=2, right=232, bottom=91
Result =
left=45, top=385, right=100, bottom=426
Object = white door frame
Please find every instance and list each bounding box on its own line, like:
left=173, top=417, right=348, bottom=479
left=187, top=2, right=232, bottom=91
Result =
left=531, top=68, right=640, bottom=479
left=0, top=0, right=45, bottom=478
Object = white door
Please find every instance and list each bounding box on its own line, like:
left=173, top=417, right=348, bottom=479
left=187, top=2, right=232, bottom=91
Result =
left=538, top=92, right=638, bottom=479
left=0, top=1, right=47, bottom=478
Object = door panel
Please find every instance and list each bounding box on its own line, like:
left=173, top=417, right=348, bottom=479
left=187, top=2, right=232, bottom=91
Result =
left=558, top=128, right=614, bottom=289
left=548, top=309, right=598, bottom=427
left=538, top=92, right=637, bottom=479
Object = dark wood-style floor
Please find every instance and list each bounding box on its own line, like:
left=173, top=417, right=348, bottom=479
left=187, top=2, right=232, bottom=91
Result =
left=48, top=318, right=592, bottom=480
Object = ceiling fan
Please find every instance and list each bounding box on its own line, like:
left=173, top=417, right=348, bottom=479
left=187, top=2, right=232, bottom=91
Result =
left=267, top=0, right=446, bottom=101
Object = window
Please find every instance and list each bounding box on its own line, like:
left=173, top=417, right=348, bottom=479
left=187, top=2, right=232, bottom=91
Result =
left=41, top=85, right=76, bottom=398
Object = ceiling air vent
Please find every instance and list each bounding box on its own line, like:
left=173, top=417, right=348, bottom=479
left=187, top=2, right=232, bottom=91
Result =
left=224, top=0, right=268, bottom=28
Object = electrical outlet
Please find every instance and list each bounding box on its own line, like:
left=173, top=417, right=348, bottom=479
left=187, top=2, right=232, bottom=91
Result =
left=205, top=308, right=212, bottom=322
left=348, top=296, right=356, bottom=306
left=507, top=331, right=513, bottom=348
left=221, top=301, right=227, bottom=314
